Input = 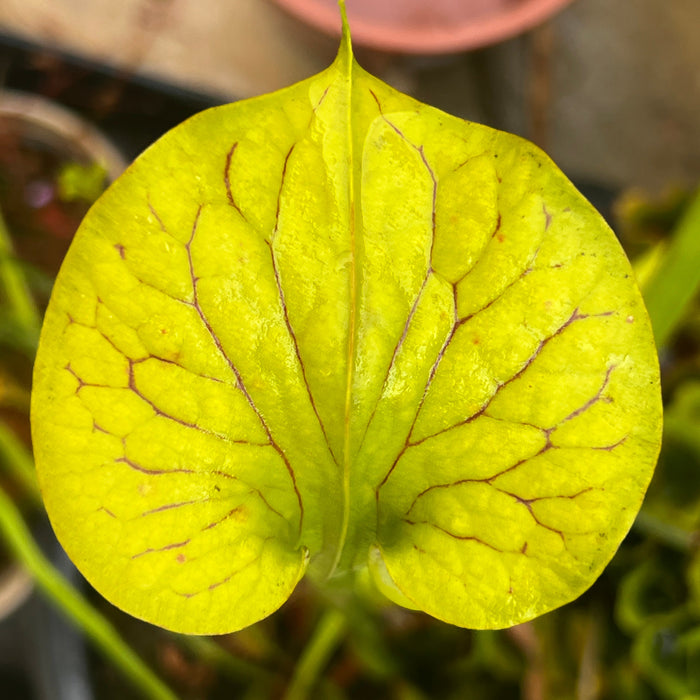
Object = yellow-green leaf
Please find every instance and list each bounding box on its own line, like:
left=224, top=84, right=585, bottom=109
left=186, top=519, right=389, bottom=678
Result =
left=31, top=7, right=662, bottom=634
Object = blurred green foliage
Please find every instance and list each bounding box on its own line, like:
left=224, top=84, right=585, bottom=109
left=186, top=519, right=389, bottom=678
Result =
left=56, top=161, right=109, bottom=204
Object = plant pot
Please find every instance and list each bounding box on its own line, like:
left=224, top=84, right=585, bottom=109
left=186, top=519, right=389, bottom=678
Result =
left=271, top=0, right=575, bottom=53
left=0, top=90, right=126, bottom=281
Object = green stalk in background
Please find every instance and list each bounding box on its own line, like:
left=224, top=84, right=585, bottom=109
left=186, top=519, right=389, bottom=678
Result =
left=0, top=206, right=41, bottom=345
left=284, top=608, right=347, bottom=700
left=0, top=484, right=176, bottom=700
left=0, top=421, right=40, bottom=503
left=641, top=187, right=700, bottom=348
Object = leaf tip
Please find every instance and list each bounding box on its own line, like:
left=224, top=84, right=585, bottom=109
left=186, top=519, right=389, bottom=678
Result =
left=338, top=0, right=353, bottom=60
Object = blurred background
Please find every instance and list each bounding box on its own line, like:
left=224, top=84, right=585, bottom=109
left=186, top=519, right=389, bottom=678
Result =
left=0, top=0, right=699, bottom=698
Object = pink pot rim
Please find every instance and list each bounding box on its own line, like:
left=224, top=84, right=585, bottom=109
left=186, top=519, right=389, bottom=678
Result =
left=272, top=0, right=575, bottom=53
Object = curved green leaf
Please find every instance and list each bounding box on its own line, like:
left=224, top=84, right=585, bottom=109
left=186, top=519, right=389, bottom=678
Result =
left=31, top=10, right=661, bottom=634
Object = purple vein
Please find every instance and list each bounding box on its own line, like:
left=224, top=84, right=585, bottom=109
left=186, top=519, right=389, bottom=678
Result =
left=590, top=436, right=628, bottom=451
left=128, top=359, right=261, bottom=445
left=148, top=199, right=167, bottom=232
left=205, top=540, right=271, bottom=592
left=543, top=203, right=552, bottom=231
left=405, top=519, right=505, bottom=553
left=175, top=537, right=272, bottom=599
left=358, top=142, right=438, bottom=454
left=363, top=89, right=449, bottom=481
left=506, top=486, right=595, bottom=505
left=313, top=85, right=330, bottom=112
left=132, top=355, right=225, bottom=384
left=65, top=363, right=111, bottom=393
left=405, top=441, right=553, bottom=517
left=268, top=144, right=338, bottom=466
left=403, top=214, right=533, bottom=442
left=130, top=272, right=193, bottom=306
left=370, top=168, right=509, bottom=494
left=406, top=480, right=597, bottom=551
left=184, top=206, right=304, bottom=533
left=457, top=245, right=539, bottom=326
left=370, top=90, right=438, bottom=260
left=369, top=89, right=405, bottom=141
left=131, top=539, right=190, bottom=559
left=378, top=307, right=615, bottom=498
left=489, top=212, right=502, bottom=242
left=201, top=505, right=250, bottom=531
left=66, top=315, right=259, bottom=445
left=518, top=501, right=566, bottom=544
left=479, top=367, right=624, bottom=451
left=141, top=499, right=204, bottom=516
left=497, top=486, right=597, bottom=546
left=116, top=455, right=194, bottom=476
left=391, top=273, right=433, bottom=371
left=560, top=364, right=615, bottom=424
left=418, top=144, right=438, bottom=259
left=358, top=270, right=433, bottom=455
left=455, top=150, right=490, bottom=171
left=406, top=361, right=625, bottom=515
left=224, top=142, right=247, bottom=220
left=127, top=360, right=205, bottom=430
left=64, top=315, right=134, bottom=386
left=410, top=308, right=612, bottom=448
left=411, top=291, right=459, bottom=433
left=210, top=470, right=286, bottom=520
left=375, top=286, right=459, bottom=496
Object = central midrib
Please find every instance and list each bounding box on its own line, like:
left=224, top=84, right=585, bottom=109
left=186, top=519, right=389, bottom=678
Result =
left=328, top=18, right=356, bottom=579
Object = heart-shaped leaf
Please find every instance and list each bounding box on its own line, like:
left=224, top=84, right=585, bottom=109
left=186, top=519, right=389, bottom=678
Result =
left=31, top=11, right=662, bottom=634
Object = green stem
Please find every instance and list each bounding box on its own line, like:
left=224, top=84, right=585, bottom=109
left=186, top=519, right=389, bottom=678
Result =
left=641, top=186, right=700, bottom=348
left=0, top=422, right=41, bottom=504
left=284, top=608, right=347, bottom=700
left=0, top=484, right=176, bottom=700
left=0, top=206, right=41, bottom=340
left=178, top=634, right=273, bottom=683
left=634, top=508, right=696, bottom=552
